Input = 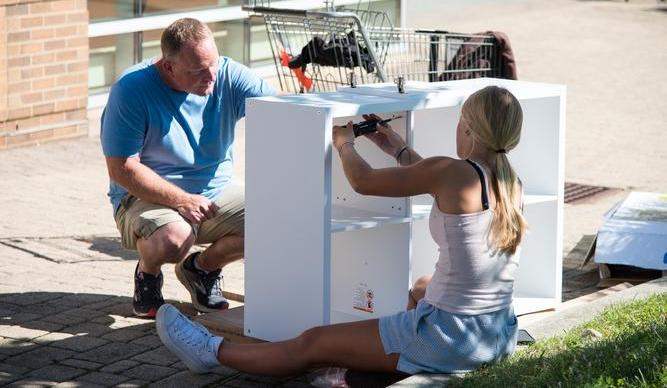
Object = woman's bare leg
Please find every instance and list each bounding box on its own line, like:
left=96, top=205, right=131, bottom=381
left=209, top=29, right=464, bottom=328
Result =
left=407, top=275, right=432, bottom=310
left=218, top=319, right=399, bottom=376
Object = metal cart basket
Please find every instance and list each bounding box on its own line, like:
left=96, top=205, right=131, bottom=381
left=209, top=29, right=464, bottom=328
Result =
left=243, top=2, right=504, bottom=93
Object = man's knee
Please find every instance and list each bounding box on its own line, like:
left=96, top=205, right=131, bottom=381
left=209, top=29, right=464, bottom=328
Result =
left=140, top=221, right=194, bottom=261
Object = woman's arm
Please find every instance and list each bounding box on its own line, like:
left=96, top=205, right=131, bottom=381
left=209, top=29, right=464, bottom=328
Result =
left=361, top=114, right=424, bottom=166
left=333, top=121, right=452, bottom=197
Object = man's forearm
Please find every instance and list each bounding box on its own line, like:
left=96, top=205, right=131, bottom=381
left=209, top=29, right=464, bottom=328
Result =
left=109, top=160, right=189, bottom=209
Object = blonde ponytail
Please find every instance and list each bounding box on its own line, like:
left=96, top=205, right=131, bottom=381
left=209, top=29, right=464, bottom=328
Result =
left=462, top=86, right=527, bottom=255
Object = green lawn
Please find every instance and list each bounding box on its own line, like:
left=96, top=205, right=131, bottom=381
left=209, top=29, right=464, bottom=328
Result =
left=449, top=293, right=667, bottom=387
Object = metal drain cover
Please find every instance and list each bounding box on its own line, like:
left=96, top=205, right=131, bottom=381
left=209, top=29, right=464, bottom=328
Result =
left=564, top=182, right=611, bottom=204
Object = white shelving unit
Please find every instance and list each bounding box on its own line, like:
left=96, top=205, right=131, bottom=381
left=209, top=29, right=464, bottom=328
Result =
left=244, top=78, right=565, bottom=341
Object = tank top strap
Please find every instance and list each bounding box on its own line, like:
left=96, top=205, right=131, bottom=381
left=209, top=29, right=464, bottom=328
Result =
left=465, top=159, right=490, bottom=211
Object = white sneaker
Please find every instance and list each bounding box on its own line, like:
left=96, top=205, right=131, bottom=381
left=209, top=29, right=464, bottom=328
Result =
left=156, top=304, right=223, bottom=374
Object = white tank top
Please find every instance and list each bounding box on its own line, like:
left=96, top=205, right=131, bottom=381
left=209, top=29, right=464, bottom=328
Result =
left=423, top=160, right=520, bottom=315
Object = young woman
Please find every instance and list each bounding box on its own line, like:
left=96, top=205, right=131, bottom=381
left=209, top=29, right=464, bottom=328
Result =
left=155, top=85, right=526, bottom=376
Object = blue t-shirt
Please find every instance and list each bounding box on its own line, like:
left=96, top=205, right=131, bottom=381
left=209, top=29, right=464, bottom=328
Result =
left=100, top=56, right=276, bottom=213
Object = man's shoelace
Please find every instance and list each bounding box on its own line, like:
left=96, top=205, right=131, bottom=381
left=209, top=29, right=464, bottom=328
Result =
left=201, top=270, right=223, bottom=297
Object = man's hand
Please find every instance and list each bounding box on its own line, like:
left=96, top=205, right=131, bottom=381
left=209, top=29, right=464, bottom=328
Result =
left=176, top=194, right=219, bottom=225
left=362, top=114, right=407, bottom=157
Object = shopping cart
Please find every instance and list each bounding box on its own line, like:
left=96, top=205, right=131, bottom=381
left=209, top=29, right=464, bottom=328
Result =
left=243, top=1, right=505, bottom=93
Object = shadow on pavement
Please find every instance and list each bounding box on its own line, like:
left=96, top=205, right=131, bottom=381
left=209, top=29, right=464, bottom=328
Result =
left=80, top=236, right=139, bottom=261
left=0, top=291, right=409, bottom=387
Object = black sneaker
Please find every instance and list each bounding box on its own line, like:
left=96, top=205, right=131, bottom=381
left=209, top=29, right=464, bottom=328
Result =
left=175, top=252, right=229, bottom=312
left=133, top=262, right=165, bottom=318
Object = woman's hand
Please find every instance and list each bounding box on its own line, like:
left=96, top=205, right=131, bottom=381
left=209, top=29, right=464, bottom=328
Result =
left=363, top=114, right=407, bottom=157
left=332, top=121, right=355, bottom=152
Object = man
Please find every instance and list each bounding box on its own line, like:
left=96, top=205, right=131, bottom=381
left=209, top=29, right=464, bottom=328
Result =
left=101, top=18, right=275, bottom=318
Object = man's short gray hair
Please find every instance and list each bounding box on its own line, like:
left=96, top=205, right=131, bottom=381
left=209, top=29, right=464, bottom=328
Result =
left=161, top=18, right=212, bottom=60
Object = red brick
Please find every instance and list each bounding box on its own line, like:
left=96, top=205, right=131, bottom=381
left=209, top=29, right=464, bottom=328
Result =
left=29, top=2, right=53, bottom=13
left=56, top=73, right=82, bottom=86
left=40, top=111, right=66, bottom=125
left=20, top=42, right=43, bottom=55
left=0, top=121, right=18, bottom=132
left=17, top=116, right=41, bottom=129
left=20, top=16, right=43, bottom=29
left=7, top=56, right=30, bottom=67
left=28, top=128, right=57, bottom=141
left=53, top=125, right=80, bottom=138
left=44, top=88, right=67, bottom=100
left=7, top=17, right=21, bottom=31
left=8, top=107, right=31, bottom=120
left=7, top=31, right=30, bottom=42
left=7, top=44, right=21, bottom=57
left=55, top=25, right=77, bottom=37
left=28, top=129, right=55, bottom=142
left=44, top=40, right=66, bottom=51
left=21, top=67, right=44, bottom=79
left=8, top=81, right=31, bottom=93
left=6, top=133, right=34, bottom=148
left=66, top=37, right=87, bottom=48
left=66, top=12, right=87, bottom=23
left=55, top=50, right=77, bottom=61
left=21, top=92, right=43, bottom=104
left=33, top=102, right=55, bottom=116
left=51, top=0, right=76, bottom=12
left=31, top=28, right=55, bottom=40
left=44, top=64, right=67, bottom=74
left=44, top=14, right=68, bottom=26
left=33, top=77, right=56, bottom=90
left=33, top=52, right=56, bottom=65
left=55, top=98, right=78, bottom=111
left=65, top=109, right=86, bottom=120
left=6, top=4, right=28, bottom=17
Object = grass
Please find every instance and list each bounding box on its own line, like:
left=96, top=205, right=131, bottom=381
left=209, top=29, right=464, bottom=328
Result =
left=449, top=293, right=667, bottom=387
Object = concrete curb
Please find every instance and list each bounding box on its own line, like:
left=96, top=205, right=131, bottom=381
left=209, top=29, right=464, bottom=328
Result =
left=524, top=276, right=666, bottom=340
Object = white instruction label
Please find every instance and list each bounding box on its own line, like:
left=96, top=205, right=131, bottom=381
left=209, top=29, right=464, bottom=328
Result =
left=353, top=282, right=374, bottom=313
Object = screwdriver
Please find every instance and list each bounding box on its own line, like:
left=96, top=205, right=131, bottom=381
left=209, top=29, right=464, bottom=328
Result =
left=353, top=115, right=403, bottom=137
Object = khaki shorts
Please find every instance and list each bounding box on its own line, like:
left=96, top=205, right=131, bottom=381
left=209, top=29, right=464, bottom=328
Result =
left=114, top=183, right=245, bottom=250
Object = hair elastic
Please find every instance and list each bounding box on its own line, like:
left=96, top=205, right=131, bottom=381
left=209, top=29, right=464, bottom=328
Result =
left=496, top=149, right=507, bottom=154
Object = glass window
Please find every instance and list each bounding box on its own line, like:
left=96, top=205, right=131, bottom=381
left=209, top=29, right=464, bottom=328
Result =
left=249, top=18, right=273, bottom=67
left=210, top=20, right=246, bottom=63
left=88, top=0, right=137, bottom=23
left=142, top=0, right=243, bottom=16
left=140, top=21, right=246, bottom=63
left=89, top=33, right=136, bottom=94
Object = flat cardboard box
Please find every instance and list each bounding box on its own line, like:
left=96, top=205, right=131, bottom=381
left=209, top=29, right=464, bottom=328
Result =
left=595, top=192, right=667, bottom=270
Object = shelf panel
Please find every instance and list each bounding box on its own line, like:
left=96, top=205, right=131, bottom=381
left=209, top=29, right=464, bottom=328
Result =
left=331, top=195, right=559, bottom=232
left=331, top=206, right=411, bottom=233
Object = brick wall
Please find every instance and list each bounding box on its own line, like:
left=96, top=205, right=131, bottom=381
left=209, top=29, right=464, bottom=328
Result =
left=0, top=0, right=88, bottom=149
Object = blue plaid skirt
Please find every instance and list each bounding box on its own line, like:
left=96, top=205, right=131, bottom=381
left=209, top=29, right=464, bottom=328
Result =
left=379, top=300, right=518, bottom=374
